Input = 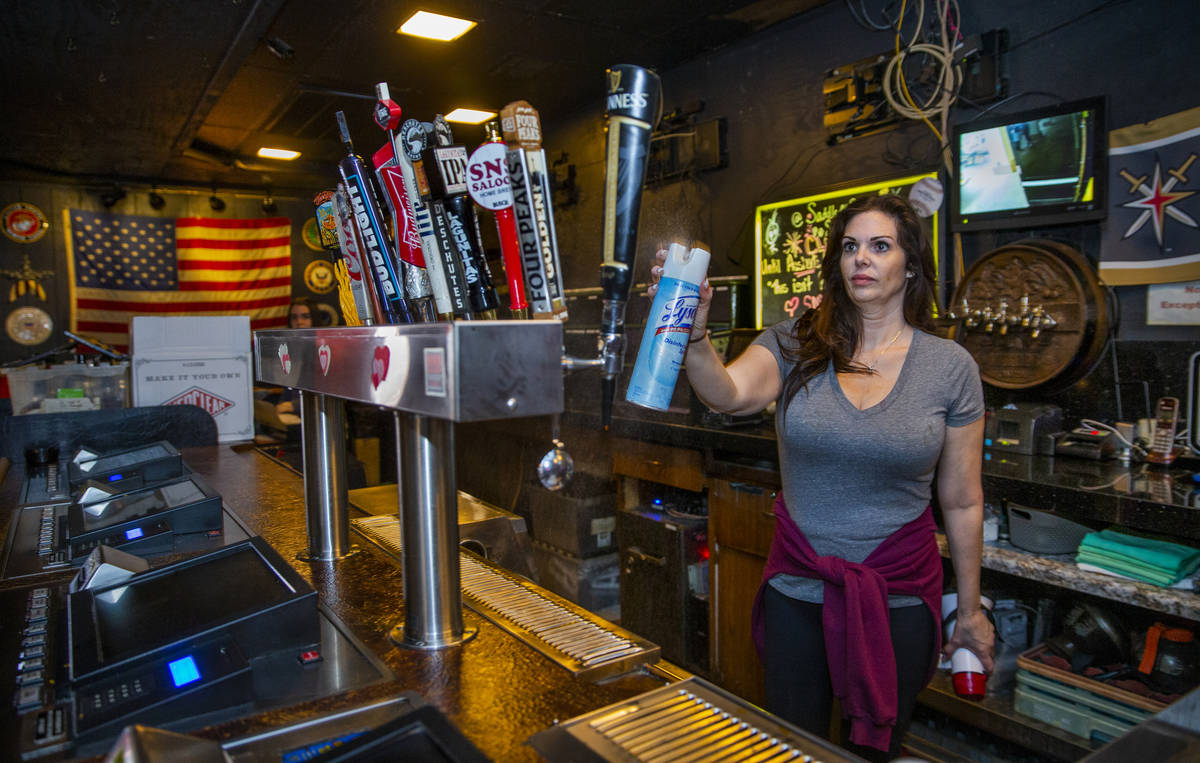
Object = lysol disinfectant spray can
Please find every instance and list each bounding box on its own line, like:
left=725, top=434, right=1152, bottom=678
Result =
left=626, top=241, right=711, bottom=410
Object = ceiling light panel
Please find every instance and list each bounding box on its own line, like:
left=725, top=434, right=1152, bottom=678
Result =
left=397, top=11, right=477, bottom=41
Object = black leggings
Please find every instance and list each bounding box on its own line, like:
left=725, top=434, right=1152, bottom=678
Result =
left=761, top=585, right=935, bottom=762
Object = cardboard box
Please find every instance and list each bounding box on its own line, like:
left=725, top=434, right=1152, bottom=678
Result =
left=131, top=316, right=253, bottom=443
left=529, top=473, right=617, bottom=557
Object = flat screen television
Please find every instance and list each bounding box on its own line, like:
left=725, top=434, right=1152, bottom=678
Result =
left=951, top=96, right=1107, bottom=231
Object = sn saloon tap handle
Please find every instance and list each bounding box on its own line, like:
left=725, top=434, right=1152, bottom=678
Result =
left=468, top=123, right=529, bottom=318
left=334, top=110, right=416, bottom=324
left=599, top=64, right=662, bottom=428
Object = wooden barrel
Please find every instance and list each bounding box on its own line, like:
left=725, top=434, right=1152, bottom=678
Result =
left=948, top=240, right=1111, bottom=391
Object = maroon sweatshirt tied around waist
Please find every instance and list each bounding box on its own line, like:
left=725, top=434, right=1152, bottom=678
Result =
left=751, top=494, right=943, bottom=751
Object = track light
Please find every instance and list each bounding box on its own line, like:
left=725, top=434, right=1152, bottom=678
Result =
left=148, top=190, right=165, bottom=210
left=209, top=192, right=226, bottom=212
left=265, top=36, right=295, bottom=60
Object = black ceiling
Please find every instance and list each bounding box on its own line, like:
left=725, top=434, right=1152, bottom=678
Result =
left=2, top=0, right=829, bottom=194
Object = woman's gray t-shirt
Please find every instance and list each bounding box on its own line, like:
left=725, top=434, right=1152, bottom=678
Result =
left=751, top=318, right=984, bottom=604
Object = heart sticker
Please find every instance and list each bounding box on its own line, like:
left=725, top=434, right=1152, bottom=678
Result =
left=318, top=343, right=331, bottom=376
left=370, top=344, right=390, bottom=389
left=277, top=342, right=292, bottom=374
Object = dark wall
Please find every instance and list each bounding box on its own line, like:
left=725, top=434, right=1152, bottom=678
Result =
left=0, top=180, right=337, bottom=365
left=544, top=0, right=1200, bottom=424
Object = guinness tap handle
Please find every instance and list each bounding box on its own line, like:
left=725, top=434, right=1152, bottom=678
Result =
left=599, top=64, right=662, bottom=428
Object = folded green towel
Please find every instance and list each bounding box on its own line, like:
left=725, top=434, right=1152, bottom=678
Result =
left=1076, top=548, right=1182, bottom=586
left=1078, top=530, right=1200, bottom=576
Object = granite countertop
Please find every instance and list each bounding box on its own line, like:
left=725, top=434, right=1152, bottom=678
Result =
left=0, top=445, right=674, bottom=761
left=936, top=534, right=1200, bottom=622
left=177, top=446, right=672, bottom=760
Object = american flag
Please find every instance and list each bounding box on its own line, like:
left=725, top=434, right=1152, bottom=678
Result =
left=66, top=211, right=292, bottom=351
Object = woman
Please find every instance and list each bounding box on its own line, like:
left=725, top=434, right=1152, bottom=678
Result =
left=287, top=297, right=319, bottom=329
left=276, top=298, right=325, bottom=414
left=649, top=194, right=993, bottom=760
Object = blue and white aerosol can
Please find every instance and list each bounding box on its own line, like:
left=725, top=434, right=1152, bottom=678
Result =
left=626, top=241, right=711, bottom=410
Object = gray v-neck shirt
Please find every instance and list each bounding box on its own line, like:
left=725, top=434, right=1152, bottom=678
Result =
left=752, top=319, right=984, bottom=604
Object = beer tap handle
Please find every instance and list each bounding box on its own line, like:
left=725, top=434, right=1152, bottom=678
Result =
left=468, top=122, right=529, bottom=318
left=599, top=64, right=662, bottom=428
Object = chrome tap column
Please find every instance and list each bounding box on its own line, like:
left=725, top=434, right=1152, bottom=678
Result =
left=391, top=412, right=472, bottom=648
left=254, top=323, right=562, bottom=649
left=297, top=391, right=359, bottom=562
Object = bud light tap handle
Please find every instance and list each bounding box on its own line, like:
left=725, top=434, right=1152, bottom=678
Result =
left=599, top=64, right=662, bottom=429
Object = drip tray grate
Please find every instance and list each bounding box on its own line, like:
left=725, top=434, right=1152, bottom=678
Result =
left=351, top=515, right=659, bottom=680
left=528, top=677, right=864, bottom=762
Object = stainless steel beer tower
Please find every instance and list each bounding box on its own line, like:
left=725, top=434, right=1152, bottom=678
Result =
left=296, top=391, right=358, bottom=562
left=254, top=323, right=563, bottom=649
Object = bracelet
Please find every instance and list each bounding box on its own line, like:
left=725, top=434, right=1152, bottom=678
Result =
left=688, top=330, right=709, bottom=345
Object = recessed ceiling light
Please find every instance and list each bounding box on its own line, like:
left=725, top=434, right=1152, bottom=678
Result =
left=257, top=147, right=301, bottom=160
left=444, top=108, right=496, bottom=125
left=397, top=11, right=476, bottom=42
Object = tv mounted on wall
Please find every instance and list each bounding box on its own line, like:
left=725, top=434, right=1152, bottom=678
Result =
left=951, top=96, right=1107, bottom=231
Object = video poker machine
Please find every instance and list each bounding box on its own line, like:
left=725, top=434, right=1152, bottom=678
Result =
left=1, top=442, right=247, bottom=580
left=1, top=537, right=393, bottom=760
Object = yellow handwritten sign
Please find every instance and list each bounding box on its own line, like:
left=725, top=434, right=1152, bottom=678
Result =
left=754, top=173, right=939, bottom=328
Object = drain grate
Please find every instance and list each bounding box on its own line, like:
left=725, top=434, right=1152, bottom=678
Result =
left=351, top=515, right=659, bottom=680
left=529, top=677, right=862, bottom=762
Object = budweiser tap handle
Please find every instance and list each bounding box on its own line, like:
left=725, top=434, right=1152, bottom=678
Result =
left=599, top=65, right=662, bottom=427
left=372, top=83, right=437, bottom=322
left=335, top=110, right=416, bottom=324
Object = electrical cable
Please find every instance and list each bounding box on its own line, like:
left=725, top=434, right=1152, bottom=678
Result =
left=856, top=0, right=900, bottom=32
left=1079, top=418, right=1148, bottom=458
left=881, top=0, right=960, bottom=159
left=964, top=91, right=1066, bottom=123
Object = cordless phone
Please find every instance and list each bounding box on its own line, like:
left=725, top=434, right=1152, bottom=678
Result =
left=1146, top=396, right=1179, bottom=464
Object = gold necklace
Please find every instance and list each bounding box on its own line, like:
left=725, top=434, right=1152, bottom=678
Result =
left=863, top=327, right=905, bottom=372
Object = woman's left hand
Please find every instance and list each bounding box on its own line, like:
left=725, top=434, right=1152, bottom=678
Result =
left=943, top=607, right=995, bottom=672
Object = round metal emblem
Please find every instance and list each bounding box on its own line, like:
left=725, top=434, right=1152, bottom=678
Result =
left=304, top=259, right=336, bottom=294
left=6, top=306, right=54, bottom=345
left=2, top=202, right=49, bottom=243
left=301, top=217, right=324, bottom=251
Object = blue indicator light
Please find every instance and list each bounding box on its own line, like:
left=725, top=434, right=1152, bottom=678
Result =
left=652, top=498, right=662, bottom=505
left=168, top=656, right=201, bottom=687
left=124, top=527, right=145, bottom=540
left=107, top=473, right=124, bottom=482
left=983, top=438, right=992, bottom=446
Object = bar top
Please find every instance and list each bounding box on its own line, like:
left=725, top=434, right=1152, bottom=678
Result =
left=6, top=444, right=670, bottom=760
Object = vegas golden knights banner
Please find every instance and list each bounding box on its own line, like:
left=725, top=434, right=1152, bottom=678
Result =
left=1101, top=106, right=1200, bottom=285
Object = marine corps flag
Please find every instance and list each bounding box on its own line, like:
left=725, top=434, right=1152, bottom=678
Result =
left=1101, top=106, right=1200, bottom=285
left=65, top=211, right=292, bottom=351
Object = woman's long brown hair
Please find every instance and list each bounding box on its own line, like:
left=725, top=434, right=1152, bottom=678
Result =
left=779, top=194, right=938, bottom=410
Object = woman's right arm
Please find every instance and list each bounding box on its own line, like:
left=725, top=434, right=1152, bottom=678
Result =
left=647, top=249, right=781, bottom=416
left=685, top=336, right=780, bottom=415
